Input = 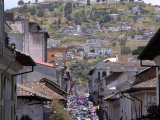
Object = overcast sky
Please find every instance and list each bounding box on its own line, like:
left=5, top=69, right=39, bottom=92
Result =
left=4, top=0, right=160, bottom=10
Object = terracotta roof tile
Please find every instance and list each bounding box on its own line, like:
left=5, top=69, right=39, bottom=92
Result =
left=17, top=83, right=51, bottom=100
left=22, top=81, right=66, bottom=100
left=132, top=78, right=156, bottom=88
left=117, top=55, right=133, bottom=61
left=40, top=78, right=69, bottom=95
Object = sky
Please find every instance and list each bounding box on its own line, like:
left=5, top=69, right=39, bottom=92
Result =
left=4, top=0, right=160, bottom=10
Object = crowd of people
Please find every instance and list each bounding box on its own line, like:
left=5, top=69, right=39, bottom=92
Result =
left=66, top=95, right=99, bottom=120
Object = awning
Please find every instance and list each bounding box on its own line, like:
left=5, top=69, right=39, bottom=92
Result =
left=15, top=49, right=36, bottom=66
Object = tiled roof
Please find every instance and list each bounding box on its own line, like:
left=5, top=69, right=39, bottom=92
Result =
left=22, top=81, right=66, bottom=100
left=132, top=78, right=156, bottom=88
left=107, top=61, right=155, bottom=67
left=35, top=61, right=56, bottom=68
left=106, top=72, right=124, bottom=85
left=40, top=78, right=69, bottom=95
left=117, top=55, right=133, bottom=61
left=17, top=83, right=51, bottom=100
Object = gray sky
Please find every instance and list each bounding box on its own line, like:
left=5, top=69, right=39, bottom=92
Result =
left=4, top=0, right=160, bottom=10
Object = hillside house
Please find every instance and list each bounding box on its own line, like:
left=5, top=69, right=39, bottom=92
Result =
left=136, top=18, right=144, bottom=23
left=121, top=26, right=132, bottom=31
left=111, top=14, right=119, bottom=19
left=87, top=53, right=96, bottom=58
left=133, top=7, right=138, bottom=14
left=149, top=28, right=155, bottom=32
left=108, top=27, right=120, bottom=31
left=39, top=2, right=50, bottom=8
left=154, top=15, right=160, bottom=19
left=135, top=27, right=143, bottom=31
left=118, top=11, right=125, bottom=14
left=154, top=5, right=160, bottom=13
left=143, top=35, right=150, bottom=40
left=66, top=52, right=74, bottom=59
left=118, top=36, right=132, bottom=40
left=95, top=22, right=100, bottom=30
left=126, top=10, right=132, bottom=14
left=95, top=47, right=111, bottom=56
left=136, top=1, right=142, bottom=7
left=134, top=35, right=142, bottom=40
left=83, top=43, right=90, bottom=53
left=144, top=30, right=150, bottom=35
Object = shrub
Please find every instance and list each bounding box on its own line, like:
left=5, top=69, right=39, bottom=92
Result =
left=50, top=100, right=72, bottom=120
left=20, top=114, right=32, bottom=120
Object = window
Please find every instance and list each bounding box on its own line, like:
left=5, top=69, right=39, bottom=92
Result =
left=98, top=72, right=100, bottom=80
left=102, top=71, right=106, bottom=77
left=11, top=43, right=16, bottom=49
left=52, top=55, right=54, bottom=57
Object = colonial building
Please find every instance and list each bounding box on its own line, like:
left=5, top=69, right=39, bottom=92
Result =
left=6, top=14, right=50, bottom=62
left=0, top=12, right=36, bottom=120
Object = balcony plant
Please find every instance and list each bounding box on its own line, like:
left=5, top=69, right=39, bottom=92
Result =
left=20, top=114, right=32, bottom=120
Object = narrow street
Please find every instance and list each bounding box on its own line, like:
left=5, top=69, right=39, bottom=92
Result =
left=66, top=95, right=99, bottom=120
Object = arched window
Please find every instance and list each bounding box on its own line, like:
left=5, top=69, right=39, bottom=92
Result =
left=11, top=43, right=16, bottom=49
left=102, top=71, right=106, bottom=77
left=98, top=72, right=100, bottom=80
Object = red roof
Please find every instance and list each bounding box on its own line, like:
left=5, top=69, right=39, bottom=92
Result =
left=132, top=78, right=156, bottom=88
left=117, top=55, right=133, bottom=61
left=35, top=61, right=57, bottom=68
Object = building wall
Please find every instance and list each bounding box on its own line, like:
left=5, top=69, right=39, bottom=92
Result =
left=47, top=48, right=67, bottom=66
left=136, top=67, right=156, bottom=84
left=16, top=98, right=43, bottom=120
left=8, top=33, right=23, bottom=51
left=12, top=19, right=48, bottom=62
left=22, top=64, right=57, bottom=83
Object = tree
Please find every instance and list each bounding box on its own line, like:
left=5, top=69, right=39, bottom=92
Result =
left=49, top=4, right=54, bottom=11
left=102, top=0, right=105, bottom=4
left=77, top=1, right=79, bottom=6
left=96, top=0, right=100, bottom=3
left=18, top=0, right=24, bottom=6
left=112, top=42, right=117, bottom=47
left=37, top=7, right=44, bottom=17
left=122, top=46, right=131, bottom=55
left=87, top=0, right=90, bottom=6
left=35, top=0, right=38, bottom=3
left=28, top=1, right=31, bottom=4
left=132, top=46, right=145, bottom=55
left=73, top=3, right=75, bottom=8
left=50, top=100, right=72, bottom=120
left=30, top=6, right=36, bottom=15
left=54, top=20, right=57, bottom=24
left=58, top=18, right=61, bottom=24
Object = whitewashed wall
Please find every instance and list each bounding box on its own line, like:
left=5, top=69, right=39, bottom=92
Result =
left=16, top=98, right=43, bottom=120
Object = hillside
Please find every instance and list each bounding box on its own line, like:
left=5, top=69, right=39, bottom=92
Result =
left=6, top=1, right=160, bottom=86
left=5, top=1, right=160, bottom=38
